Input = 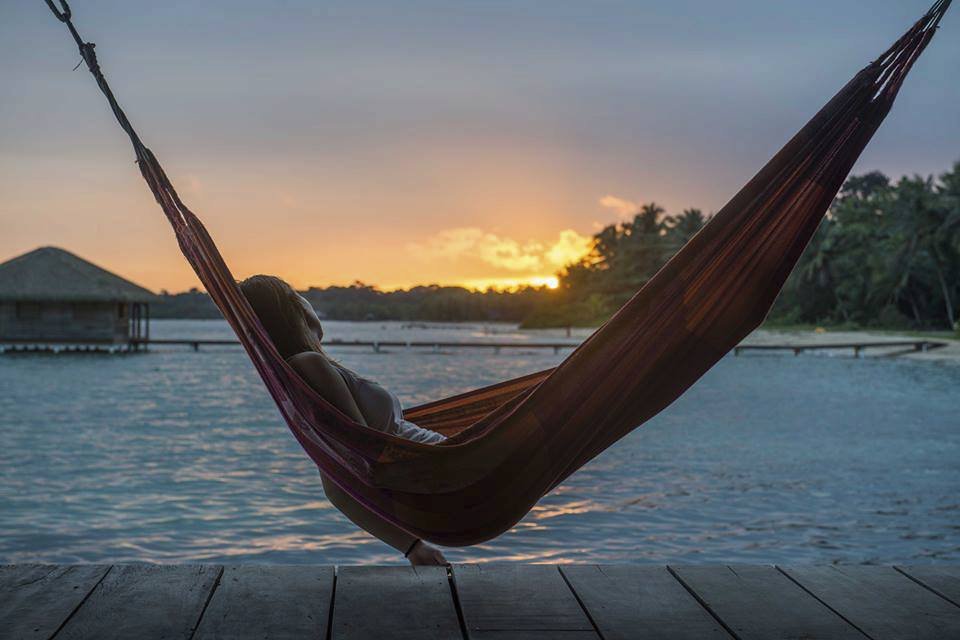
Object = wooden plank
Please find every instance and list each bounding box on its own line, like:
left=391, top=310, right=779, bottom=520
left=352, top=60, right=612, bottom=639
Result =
left=55, top=564, right=222, bottom=640
left=783, top=565, right=960, bottom=640
left=0, top=564, right=110, bottom=640
left=193, top=565, right=334, bottom=640
left=452, top=564, right=598, bottom=640
left=331, top=565, right=461, bottom=640
left=897, top=565, right=960, bottom=607
left=670, top=565, right=864, bottom=640
left=560, top=565, right=731, bottom=640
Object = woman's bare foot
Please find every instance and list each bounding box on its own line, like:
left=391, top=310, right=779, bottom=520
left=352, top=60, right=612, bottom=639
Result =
left=406, top=540, right=448, bottom=566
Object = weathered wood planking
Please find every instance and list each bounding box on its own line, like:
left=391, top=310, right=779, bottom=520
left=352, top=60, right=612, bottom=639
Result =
left=560, top=565, right=731, bottom=640
left=331, top=566, right=462, bottom=640
left=782, top=565, right=960, bottom=640
left=897, top=565, right=960, bottom=607
left=3, top=563, right=959, bottom=640
left=193, top=565, right=334, bottom=640
left=452, top=564, right=598, bottom=640
left=0, top=564, right=109, bottom=640
left=670, top=565, right=864, bottom=640
left=54, top=564, right=222, bottom=640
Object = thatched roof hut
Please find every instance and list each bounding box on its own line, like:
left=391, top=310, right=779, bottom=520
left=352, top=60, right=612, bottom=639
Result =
left=0, top=247, right=156, bottom=346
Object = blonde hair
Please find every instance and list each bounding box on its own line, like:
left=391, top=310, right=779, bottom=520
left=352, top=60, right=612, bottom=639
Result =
left=239, top=274, right=323, bottom=359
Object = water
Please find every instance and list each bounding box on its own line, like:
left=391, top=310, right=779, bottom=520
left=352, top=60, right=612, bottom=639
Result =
left=1, top=320, right=957, bottom=565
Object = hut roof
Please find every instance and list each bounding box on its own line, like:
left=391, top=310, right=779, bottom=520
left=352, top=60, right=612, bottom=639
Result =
left=0, top=247, right=157, bottom=302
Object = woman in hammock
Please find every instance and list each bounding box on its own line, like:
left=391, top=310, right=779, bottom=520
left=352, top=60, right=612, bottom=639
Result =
left=239, top=275, right=448, bottom=566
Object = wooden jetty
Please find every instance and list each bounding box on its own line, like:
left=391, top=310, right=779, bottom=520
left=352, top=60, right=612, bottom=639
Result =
left=129, top=338, right=584, bottom=353
left=125, top=337, right=950, bottom=355
left=1, top=563, right=958, bottom=639
left=0, top=338, right=947, bottom=357
left=0, top=341, right=131, bottom=354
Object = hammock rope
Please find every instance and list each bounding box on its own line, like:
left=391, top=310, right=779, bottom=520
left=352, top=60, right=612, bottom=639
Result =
left=46, top=0, right=951, bottom=546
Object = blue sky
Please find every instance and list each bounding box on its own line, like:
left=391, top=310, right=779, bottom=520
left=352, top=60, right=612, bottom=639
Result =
left=1, top=1, right=956, bottom=290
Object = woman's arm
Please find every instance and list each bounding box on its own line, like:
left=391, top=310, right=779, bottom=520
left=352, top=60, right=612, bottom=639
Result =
left=287, top=352, right=367, bottom=424
left=289, top=352, right=446, bottom=564
left=290, top=353, right=411, bottom=546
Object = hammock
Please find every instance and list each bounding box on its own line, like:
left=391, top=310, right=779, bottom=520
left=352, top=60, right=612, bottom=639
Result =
left=47, top=0, right=950, bottom=546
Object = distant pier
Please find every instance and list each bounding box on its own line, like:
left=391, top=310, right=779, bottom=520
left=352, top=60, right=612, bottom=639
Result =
left=0, top=338, right=947, bottom=356
left=132, top=338, right=584, bottom=354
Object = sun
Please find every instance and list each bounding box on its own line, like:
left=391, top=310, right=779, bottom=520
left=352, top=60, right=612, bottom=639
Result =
left=454, top=274, right=561, bottom=291
left=529, top=275, right=560, bottom=289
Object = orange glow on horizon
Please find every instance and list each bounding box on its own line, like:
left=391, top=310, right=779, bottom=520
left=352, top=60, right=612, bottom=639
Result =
left=419, top=274, right=561, bottom=292
left=304, top=273, right=562, bottom=294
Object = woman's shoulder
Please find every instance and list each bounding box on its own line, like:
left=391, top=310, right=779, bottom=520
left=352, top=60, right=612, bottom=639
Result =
left=288, top=351, right=359, bottom=383
left=287, top=350, right=360, bottom=398
left=286, top=351, right=326, bottom=366
left=287, top=352, right=369, bottom=392
left=286, top=351, right=340, bottom=379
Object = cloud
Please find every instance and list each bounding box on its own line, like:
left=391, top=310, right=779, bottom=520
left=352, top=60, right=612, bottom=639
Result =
left=545, top=229, right=593, bottom=267
left=599, top=194, right=637, bottom=218
left=407, top=227, right=592, bottom=273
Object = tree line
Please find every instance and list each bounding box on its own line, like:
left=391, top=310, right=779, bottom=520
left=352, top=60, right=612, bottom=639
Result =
left=772, top=166, right=959, bottom=331
left=152, top=283, right=553, bottom=322
left=525, top=162, right=960, bottom=331
left=522, top=204, right=707, bottom=327
left=300, top=283, right=550, bottom=322
left=153, top=162, right=959, bottom=333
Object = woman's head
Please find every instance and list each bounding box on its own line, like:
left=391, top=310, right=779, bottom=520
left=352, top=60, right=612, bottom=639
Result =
left=239, top=274, right=323, bottom=359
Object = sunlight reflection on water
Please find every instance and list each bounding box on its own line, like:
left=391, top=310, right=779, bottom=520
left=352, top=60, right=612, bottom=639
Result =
left=1, top=320, right=957, bottom=565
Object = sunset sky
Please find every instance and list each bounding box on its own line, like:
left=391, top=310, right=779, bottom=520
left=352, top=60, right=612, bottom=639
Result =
left=1, top=1, right=957, bottom=292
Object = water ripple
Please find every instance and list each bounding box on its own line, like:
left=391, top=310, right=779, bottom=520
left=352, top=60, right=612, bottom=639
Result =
left=1, top=319, right=958, bottom=565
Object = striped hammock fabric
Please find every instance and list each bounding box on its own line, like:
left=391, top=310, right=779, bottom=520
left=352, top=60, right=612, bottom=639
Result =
left=47, top=0, right=950, bottom=545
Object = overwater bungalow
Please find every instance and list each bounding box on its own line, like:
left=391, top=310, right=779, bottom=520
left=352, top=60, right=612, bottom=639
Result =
left=0, top=246, right=156, bottom=350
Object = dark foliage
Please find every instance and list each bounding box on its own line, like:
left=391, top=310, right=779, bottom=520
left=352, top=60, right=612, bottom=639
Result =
left=301, top=283, right=552, bottom=322
left=153, top=282, right=554, bottom=322
left=526, top=163, right=960, bottom=331
left=772, top=163, right=960, bottom=330
left=151, top=288, right=223, bottom=319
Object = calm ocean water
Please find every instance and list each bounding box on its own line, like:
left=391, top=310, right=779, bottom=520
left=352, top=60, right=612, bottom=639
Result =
left=1, top=320, right=957, bottom=565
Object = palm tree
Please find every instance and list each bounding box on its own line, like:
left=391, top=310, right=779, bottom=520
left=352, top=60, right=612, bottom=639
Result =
left=634, top=202, right=665, bottom=235
left=666, top=208, right=708, bottom=245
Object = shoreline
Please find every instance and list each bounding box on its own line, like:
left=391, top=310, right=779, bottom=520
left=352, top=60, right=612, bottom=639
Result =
left=743, top=327, right=960, bottom=362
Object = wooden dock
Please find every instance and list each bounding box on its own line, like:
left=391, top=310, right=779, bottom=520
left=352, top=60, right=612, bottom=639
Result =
left=1, top=564, right=958, bottom=639
left=4, top=337, right=943, bottom=356
left=130, top=338, right=584, bottom=353
left=133, top=338, right=948, bottom=357
left=0, top=338, right=948, bottom=358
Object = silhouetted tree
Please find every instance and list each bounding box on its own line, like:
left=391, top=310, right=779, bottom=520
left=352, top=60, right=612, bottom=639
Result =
left=529, top=162, right=960, bottom=330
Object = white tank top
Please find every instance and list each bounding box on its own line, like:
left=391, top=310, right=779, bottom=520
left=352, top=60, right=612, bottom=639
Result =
left=334, top=365, right=447, bottom=444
